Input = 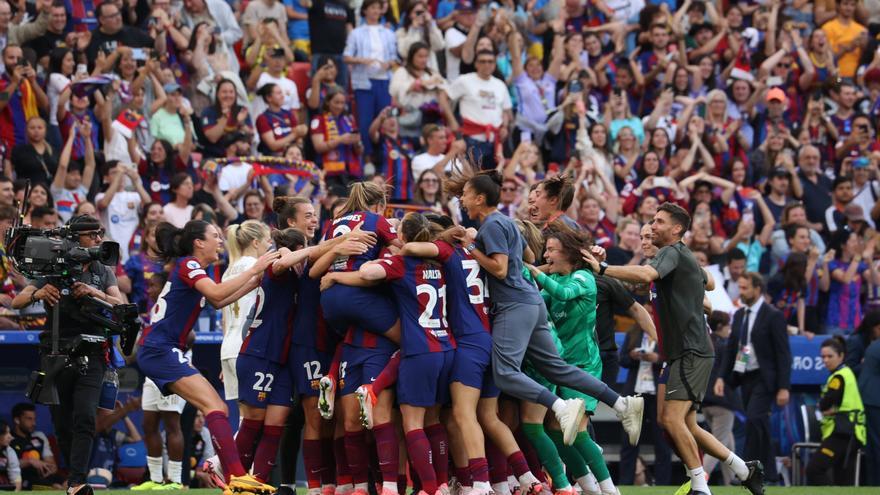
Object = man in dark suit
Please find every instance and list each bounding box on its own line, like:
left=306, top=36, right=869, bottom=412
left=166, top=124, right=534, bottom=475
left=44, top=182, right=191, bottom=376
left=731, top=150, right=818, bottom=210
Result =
left=716, top=272, right=792, bottom=482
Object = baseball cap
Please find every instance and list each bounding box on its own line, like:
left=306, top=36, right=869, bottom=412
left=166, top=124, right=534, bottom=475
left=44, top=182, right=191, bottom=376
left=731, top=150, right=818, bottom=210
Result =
left=269, top=46, right=285, bottom=58
left=163, top=82, right=182, bottom=94
left=845, top=203, right=866, bottom=222
left=766, top=87, right=787, bottom=103
left=454, top=0, right=475, bottom=11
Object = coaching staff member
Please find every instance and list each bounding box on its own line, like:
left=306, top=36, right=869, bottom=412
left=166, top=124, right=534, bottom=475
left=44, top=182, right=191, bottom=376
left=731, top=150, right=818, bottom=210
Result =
left=11, top=215, right=124, bottom=495
left=582, top=202, right=764, bottom=495
left=716, top=272, right=791, bottom=483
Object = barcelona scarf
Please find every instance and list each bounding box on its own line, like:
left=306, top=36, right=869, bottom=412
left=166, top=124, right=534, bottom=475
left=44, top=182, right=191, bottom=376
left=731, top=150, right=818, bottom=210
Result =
left=202, top=156, right=318, bottom=180
left=321, top=113, right=361, bottom=177
left=383, top=203, right=437, bottom=221
left=4, top=78, right=40, bottom=147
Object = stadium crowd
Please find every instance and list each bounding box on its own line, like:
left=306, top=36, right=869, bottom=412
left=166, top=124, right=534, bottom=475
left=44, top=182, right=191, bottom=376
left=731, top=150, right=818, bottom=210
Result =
left=0, top=0, right=879, bottom=493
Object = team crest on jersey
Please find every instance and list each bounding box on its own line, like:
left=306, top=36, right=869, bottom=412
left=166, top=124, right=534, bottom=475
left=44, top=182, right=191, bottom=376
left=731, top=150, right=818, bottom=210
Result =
left=257, top=391, right=267, bottom=402
left=310, top=379, right=320, bottom=390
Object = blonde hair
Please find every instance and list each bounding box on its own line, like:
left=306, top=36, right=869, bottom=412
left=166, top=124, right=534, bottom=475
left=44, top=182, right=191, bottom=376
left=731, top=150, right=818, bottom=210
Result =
left=339, top=181, right=387, bottom=217
left=515, top=219, right=545, bottom=264
left=226, top=220, right=270, bottom=265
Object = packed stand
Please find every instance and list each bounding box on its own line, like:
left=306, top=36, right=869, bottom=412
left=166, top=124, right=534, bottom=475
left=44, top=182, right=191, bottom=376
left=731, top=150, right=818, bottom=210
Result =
left=0, top=0, right=880, bottom=492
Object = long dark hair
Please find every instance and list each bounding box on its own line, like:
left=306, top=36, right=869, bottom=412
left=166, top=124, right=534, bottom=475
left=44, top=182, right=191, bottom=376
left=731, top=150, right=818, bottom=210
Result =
left=405, top=42, right=433, bottom=79
left=781, top=252, right=808, bottom=294
left=48, top=47, right=72, bottom=77
left=187, top=22, right=216, bottom=54
left=444, top=159, right=502, bottom=206
left=155, top=220, right=211, bottom=261
left=855, top=309, right=880, bottom=341
left=149, top=139, right=176, bottom=172
left=213, top=78, right=242, bottom=115
left=402, top=2, right=433, bottom=49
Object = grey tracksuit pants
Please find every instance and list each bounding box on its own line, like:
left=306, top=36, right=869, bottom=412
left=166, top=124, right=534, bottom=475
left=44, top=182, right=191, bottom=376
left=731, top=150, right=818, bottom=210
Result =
left=490, top=301, right=620, bottom=409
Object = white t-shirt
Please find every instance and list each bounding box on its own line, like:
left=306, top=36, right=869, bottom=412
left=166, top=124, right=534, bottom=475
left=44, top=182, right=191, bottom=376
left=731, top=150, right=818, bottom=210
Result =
left=95, top=189, right=142, bottom=264
left=163, top=203, right=194, bottom=229
left=412, top=152, right=461, bottom=179
left=447, top=73, right=512, bottom=138
left=51, top=184, right=88, bottom=223
left=851, top=179, right=879, bottom=229
left=218, top=162, right=253, bottom=210
left=220, top=256, right=257, bottom=360
left=444, top=27, right=467, bottom=81
left=252, top=73, right=301, bottom=118
left=48, top=73, right=70, bottom=126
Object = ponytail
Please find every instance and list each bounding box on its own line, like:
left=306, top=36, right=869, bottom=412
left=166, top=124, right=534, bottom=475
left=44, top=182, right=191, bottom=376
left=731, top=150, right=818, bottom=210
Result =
left=339, top=181, right=387, bottom=217
left=444, top=156, right=502, bottom=206
left=155, top=220, right=211, bottom=261
left=272, top=227, right=307, bottom=250
left=226, top=219, right=270, bottom=265
left=400, top=212, right=438, bottom=243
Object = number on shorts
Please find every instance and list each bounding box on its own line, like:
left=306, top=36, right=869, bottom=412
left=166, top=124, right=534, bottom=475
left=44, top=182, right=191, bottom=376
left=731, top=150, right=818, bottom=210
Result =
left=461, top=259, right=486, bottom=304
left=339, top=361, right=347, bottom=380
left=417, top=284, right=448, bottom=329
left=253, top=372, right=275, bottom=392
left=172, top=348, right=189, bottom=364
left=303, top=360, right=323, bottom=380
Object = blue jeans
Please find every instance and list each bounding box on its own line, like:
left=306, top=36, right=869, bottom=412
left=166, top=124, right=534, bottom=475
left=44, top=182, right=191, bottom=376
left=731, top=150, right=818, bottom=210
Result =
left=354, top=79, right=391, bottom=158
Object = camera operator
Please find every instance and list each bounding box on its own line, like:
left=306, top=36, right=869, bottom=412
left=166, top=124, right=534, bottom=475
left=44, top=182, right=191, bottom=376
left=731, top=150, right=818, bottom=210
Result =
left=11, top=215, right=124, bottom=495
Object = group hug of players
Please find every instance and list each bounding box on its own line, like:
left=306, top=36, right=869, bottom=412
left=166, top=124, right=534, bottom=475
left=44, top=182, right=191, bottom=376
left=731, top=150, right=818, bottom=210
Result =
left=134, top=166, right=762, bottom=495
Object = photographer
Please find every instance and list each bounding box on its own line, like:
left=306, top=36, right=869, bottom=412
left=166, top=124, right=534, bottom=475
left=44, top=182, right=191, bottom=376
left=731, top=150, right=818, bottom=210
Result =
left=11, top=215, right=124, bottom=495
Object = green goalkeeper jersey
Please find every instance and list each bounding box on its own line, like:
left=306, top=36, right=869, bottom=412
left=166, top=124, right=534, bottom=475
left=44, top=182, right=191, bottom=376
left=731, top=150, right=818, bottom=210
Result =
left=535, top=269, right=602, bottom=377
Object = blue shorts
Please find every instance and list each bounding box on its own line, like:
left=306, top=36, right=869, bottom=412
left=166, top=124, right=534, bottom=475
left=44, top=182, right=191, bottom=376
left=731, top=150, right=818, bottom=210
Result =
left=321, top=285, right=398, bottom=336
left=340, top=344, right=394, bottom=396
left=450, top=332, right=499, bottom=399
left=237, top=355, right=294, bottom=408
left=398, top=350, right=454, bottom=407
left=137, top=345, right=199, bottom=394
left=658, top=362, right=669, bottom=385
left=290, top=346, right=335, bottom=397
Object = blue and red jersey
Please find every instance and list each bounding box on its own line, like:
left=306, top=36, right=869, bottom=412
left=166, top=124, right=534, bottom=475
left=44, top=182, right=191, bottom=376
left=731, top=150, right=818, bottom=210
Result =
left=378, top=135, right=414, bottom=202
left=379, top=255, right=456, bottom=357
left=64, top=0, right=97, bottom=31
left=433, top=240, right=490, bottom=337
left=256, top=108, right=298, bottom=155
left=827, top=259, right=869, bottom=331
left=141, top=257, right=210, bottom=350
left=292, top=266, right=337, bottom=352
left=240, top=267, right=299, bottom=364
left=324, top=211, right=397, bottom=272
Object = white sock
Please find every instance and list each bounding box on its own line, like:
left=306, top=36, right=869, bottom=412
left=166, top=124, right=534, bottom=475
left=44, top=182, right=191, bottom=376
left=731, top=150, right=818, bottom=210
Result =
left=576, top=473, right=600, bottom=494
left=382, top=481, right=398, bottom=492
left=167, top=460, right=182, bottom=484
left=612, top=397, right=627, bottom=413
left=355, top=483, right=369, bottom=492
left=492, top=482, right=511, bottom=495
left=473, top=481, right=491, bottom=491
left=687, top=466, right=709, bottom=493
left=724, top=452, right=749, bottom=480
left=309, top=488, right=322, bottom=495
left=551, top=399, right=567, bottom=416
left=517, top=471, right=538, bottom=488
left=597, top=477, right=615, bottom=493
left=147, top=456, right=163, bottom=483
left=336, top=484, right=354, bottom=495
left=283, top=484, right=297, bottom=489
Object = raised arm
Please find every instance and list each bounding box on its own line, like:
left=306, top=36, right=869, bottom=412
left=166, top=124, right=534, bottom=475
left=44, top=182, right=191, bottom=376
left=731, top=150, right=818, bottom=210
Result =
left=195, top=250, right=280, bottom=307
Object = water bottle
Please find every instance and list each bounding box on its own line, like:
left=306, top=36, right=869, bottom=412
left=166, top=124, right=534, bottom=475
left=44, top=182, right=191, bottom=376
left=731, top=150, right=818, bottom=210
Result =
left=98, top=368, right=119, bottom=410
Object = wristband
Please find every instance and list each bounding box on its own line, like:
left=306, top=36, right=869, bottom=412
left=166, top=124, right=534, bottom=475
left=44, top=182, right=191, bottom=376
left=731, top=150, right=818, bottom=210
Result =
left=30, top=292, right=37, bottom=306
left=598, top=261, right=608, bottom=276
left=465, top=243, right=476, bottom=253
